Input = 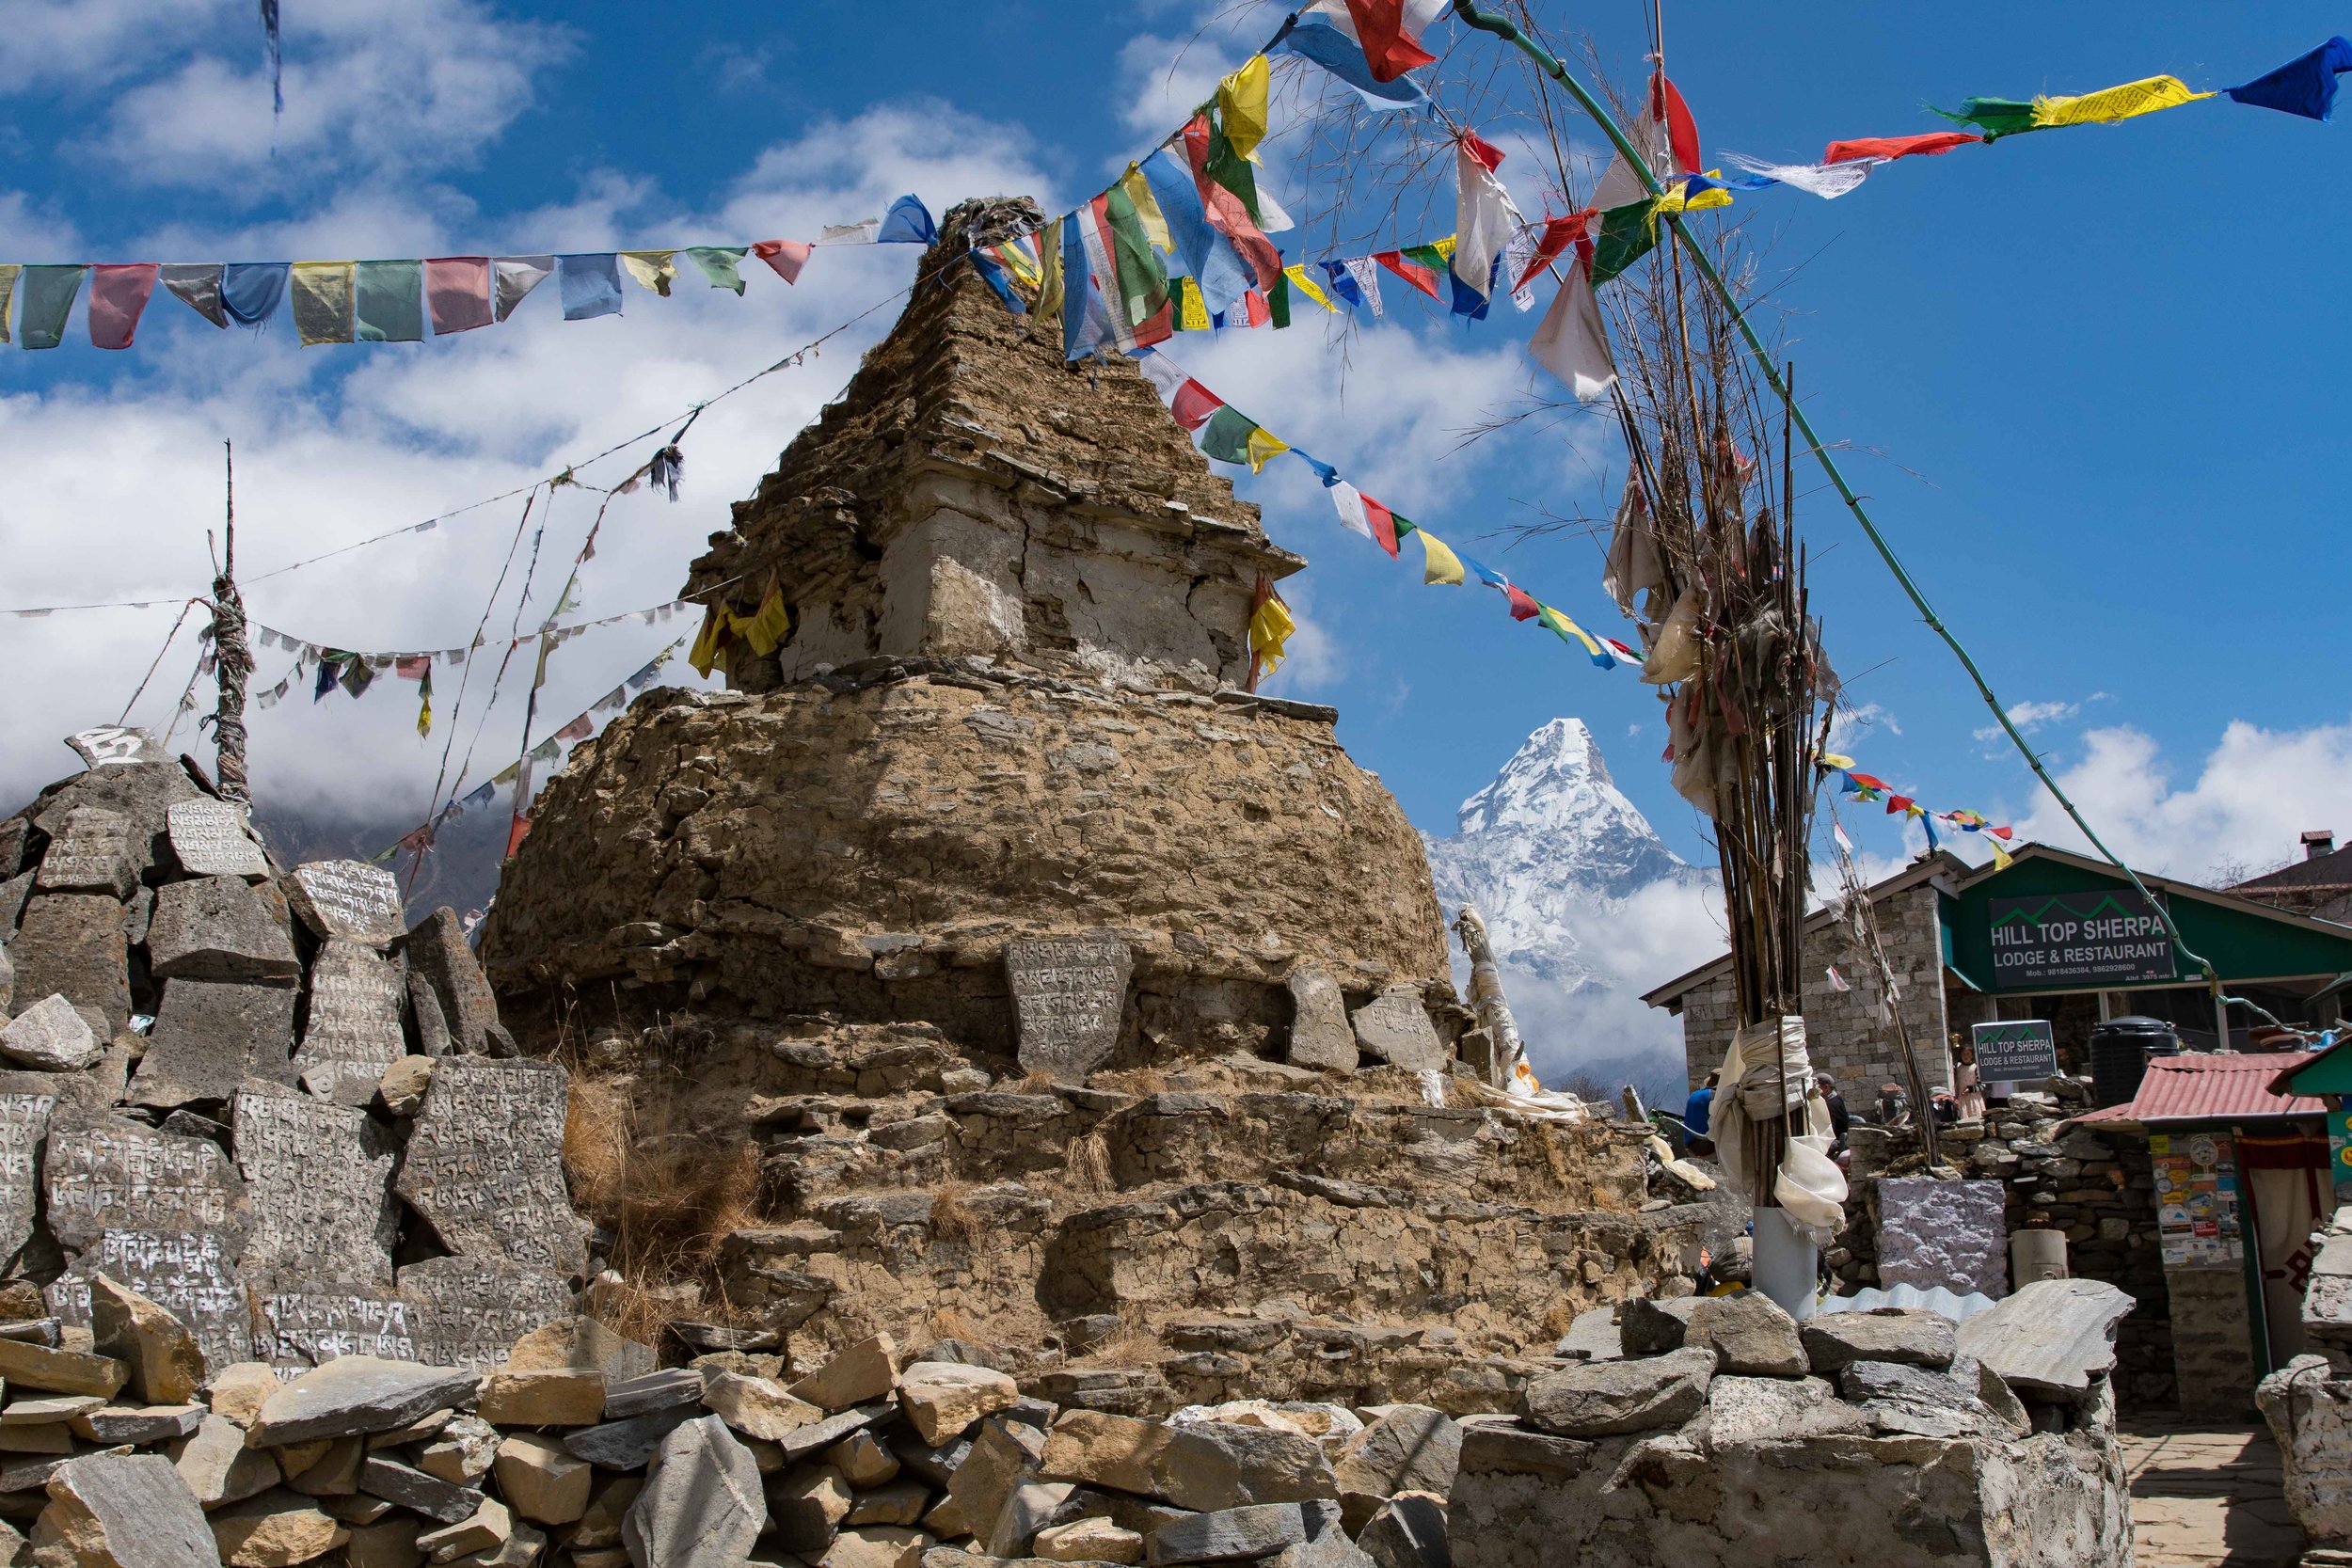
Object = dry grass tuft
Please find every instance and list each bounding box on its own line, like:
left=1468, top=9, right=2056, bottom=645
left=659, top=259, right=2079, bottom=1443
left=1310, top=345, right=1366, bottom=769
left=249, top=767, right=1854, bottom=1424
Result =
left=564, top=1062, right=766, bottom=1346
left=929, top=1180, right=979, bottom=1248
left=1014, top=1070, right=1057, bottom=1096
left=1066, top=1128, right=1114, bottom=1195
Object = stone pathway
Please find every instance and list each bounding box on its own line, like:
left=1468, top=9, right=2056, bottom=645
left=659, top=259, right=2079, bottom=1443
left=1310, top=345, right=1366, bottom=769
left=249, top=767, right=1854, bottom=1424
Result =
left=2123, top=1418, right=2305, bottom=1566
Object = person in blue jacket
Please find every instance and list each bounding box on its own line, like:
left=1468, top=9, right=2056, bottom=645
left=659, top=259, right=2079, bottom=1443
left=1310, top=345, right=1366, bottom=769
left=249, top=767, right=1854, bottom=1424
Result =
left=1684, top=1070, right=1718, bottom=1156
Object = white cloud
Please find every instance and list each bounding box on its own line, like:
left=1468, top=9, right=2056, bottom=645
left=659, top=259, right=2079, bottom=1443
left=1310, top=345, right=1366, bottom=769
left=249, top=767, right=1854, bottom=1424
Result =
left=0, top=190, right=81, bottom=256
left=2011, top=721, right=2352, bottom=886
left=1973, top=697, right=2079, bottom=744
left=1825, top=699, right=1899, bottom=750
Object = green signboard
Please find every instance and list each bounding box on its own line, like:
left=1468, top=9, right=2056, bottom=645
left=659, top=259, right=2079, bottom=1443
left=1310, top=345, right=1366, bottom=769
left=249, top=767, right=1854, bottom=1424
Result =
left=1988, top=889, right=2177, bottom=989
left=1971, top=1020, right=2058, bottom=1081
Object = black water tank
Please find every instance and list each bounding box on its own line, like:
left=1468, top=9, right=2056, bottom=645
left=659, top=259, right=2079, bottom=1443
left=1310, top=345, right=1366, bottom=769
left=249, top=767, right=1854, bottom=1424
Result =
left=2090, top=1015, right=2181, bottom=1109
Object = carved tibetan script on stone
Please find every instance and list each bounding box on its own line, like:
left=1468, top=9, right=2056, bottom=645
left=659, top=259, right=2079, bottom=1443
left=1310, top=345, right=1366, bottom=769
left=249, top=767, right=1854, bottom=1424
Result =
left=0, top=1094, right=54, bottom=1264
left=48, top=1229, right=253, bottom=1374
left=42, top=1118, right=247, bottom=1253
left=393, top=1059, right=588, bottom=1276
left=400, top=1256, right=575, bottom=1370
left=251, top=1281, right=416, bottom=1369
left=165, top=800, right=270, bottom=879
left=293, top=942, right=409, bottom=1105
left=286, top=860, right=406, bottom=947
left=1006, top=936, right=1132, bottom=1077
left=234, top=1087, right=397, bottom=1286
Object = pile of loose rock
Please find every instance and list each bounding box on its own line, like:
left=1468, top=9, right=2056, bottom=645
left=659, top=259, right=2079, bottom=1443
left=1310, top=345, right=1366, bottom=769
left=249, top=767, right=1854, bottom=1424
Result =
left=0, top=747, right=592, bottom=1384
left=1459, top=1278, right=2137, bottom=1567
left=0, top=1323, right=1479, bottom=1568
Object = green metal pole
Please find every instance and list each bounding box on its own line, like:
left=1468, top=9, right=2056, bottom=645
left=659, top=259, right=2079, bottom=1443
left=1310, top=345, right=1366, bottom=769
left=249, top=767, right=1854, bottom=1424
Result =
left=1447, top=0, right=2226, bottom=988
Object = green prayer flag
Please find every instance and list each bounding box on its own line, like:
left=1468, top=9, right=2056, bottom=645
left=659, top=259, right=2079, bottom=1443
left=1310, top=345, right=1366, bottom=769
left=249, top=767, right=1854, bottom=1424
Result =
left=1402, top=243, right=1451, bottom=276
left=1391, top=515, right=1419, bottom=540
left=354, top=260, right=423, bottom=342
left=685, top=246, right=749, bottom=295
left=1269, top=267, right=1291, bottom=329
left=16, top=265, right=86, bottom=351
left=1102, top=185, right=1170, bottom=329
left=1199, top=405, right=1259, bottom=465
left=1931, top=97, right=2042, bottom=140
left=1205, top=115, right=1264, bottom=226
left=1589, top=202, right=1659, bottom=287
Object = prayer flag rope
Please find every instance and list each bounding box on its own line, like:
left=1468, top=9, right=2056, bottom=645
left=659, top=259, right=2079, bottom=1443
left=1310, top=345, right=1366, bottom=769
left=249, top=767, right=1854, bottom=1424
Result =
left=1816, top=752, right=2015, bottom=866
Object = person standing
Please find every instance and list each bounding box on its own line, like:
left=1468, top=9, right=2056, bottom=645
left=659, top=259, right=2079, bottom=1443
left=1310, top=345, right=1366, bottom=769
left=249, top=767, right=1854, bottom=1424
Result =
left=1954, top=1039, right=1988, bottom=1123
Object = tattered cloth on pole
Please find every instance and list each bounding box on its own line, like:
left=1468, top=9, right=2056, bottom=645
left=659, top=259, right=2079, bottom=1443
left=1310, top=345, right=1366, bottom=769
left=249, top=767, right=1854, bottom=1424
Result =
left=1709, top=1016, right=1848, bottom=1244
left=1526, top=257, right=1614, bottom=401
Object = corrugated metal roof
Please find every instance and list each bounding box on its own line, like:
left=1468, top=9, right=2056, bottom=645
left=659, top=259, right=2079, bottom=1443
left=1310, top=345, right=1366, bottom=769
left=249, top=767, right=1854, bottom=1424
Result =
left=2085, top=1051, right=2327, bottom=1125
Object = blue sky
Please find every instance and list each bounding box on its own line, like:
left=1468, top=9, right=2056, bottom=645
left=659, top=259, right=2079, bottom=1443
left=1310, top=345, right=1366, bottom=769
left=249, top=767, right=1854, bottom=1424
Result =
left=4, top=0, right=2347, bottom=923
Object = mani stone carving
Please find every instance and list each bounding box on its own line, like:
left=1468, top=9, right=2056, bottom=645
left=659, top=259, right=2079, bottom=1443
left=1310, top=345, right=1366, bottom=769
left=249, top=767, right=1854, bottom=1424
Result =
left=128, top=979, right=297, bottom=1109
left=286, top=860, right=406, bottom=948
left=47, top=1228, right=254, bottom=1375
left=400, top=1256, right=576, bottom=1370
left=64, top=726, right=162, bottom=769
left=164, top=800, right=271, bottom=879
left=405, top=908, right=516, bottom=1058
left=1349, top=985, right=1447, bottom=1072
left=143, top=875, right=300, bottom=984
left=0, top=1092, right=54, bottom=1264
left=1006, top=937, right=1133, bottom=1077
left=234, top=1086, right=398, bottom=1287
left=43, top=1117, right=248, bottom=1254
left=394, top=1059, right=589, bottom=1276
left=1878, top=1177, right=2010, bottom=1300
left=1284, top=965, right=1358, bottom=1073
left=251, top=1281, right=417, bottom=1369
left=294, top=942, right=410, bottom=1105
left=33, top=808, right=140, bottom=900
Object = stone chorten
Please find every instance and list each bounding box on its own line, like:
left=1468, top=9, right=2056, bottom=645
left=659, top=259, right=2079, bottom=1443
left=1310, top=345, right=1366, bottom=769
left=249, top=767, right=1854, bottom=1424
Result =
left=485, top=198, right=1454, bottom=1061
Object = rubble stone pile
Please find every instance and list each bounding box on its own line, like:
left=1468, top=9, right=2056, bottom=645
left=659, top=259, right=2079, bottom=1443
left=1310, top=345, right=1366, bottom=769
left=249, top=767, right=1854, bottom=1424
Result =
left=0, top=745, right=593, bottom=1390
left=1472, top=1280, right=2136, bottom=1567
left=2260, top=1204, right=2352, bottom=1549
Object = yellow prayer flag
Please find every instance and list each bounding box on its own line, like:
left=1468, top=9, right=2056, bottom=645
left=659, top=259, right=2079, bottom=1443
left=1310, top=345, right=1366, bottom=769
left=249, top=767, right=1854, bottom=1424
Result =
left=1432, top=236, right=1457, bottom=261
left=290, top=261, right=356, bottom=345
left=1177, top=277, right=1211, bottom=331
left=1120, top=164, right=1173, bottom=252
left=1033, top=230, right=1064, bottom=340
left=1419, top=531, right=1466, bottom=586
left=619, top=250, right=679, bottom=296
left=2033, top=74, right=2210, bottom=129
left=688, top=603, right=726, bottom=678
left=1538, top=604, right=1605, bottom=658
left=1988, top=837, right=2014, bottom=871
left=0, top=265, right=19, bottom=346
left=1283, top=264, right=1336, bottom=312
left=1245, top=426, right=1289, bottom=473
left=1249, top=593, right=1295, bottom=674
left=1218, top=55, right=1272, bottom=162
left=416, top=693, right=432, bottom=737
left=734, top=586, right=795, bottom=657
left=1819, top=752, right=1856, bottom=769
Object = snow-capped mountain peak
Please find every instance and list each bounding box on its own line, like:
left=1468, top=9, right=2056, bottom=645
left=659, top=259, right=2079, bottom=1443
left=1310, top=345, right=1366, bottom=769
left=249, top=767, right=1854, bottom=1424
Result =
left=1457, top=718, right=1627, bottom=836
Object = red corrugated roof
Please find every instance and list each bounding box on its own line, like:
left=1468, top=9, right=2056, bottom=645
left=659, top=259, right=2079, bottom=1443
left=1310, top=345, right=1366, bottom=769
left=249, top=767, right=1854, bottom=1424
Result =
left=2074, top=1051, right=2326, bottom=1126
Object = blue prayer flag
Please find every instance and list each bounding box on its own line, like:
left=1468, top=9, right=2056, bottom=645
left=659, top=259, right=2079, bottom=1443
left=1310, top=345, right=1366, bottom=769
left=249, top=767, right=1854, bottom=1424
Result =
left=556, top=254, right=624, bottom=322
left=1140, top=148, right=1253, bottom=318
left=221, top=262, right=290, bottom=328
left=876, top=194, right=938, bottom=245
left=1272, top=18, right=1430, bottom=112
left=2226, top=36, right=2352, bottom=120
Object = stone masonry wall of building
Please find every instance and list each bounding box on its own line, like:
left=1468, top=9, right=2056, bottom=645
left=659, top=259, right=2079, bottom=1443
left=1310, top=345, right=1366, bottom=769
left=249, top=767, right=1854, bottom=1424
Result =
left=1677, top=880, right=1952, bottom=1099
left=2168, top=1261, right=2262, bottom=1418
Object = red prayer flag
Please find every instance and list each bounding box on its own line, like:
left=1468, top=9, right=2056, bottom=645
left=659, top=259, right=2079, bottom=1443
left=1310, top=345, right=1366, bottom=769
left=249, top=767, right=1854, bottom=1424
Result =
left=1343, top=0, right=1438, bottom=82
left=1822, top=131, right=1983, bottom=165
left=1515, top=212, right=1592, bottom=293
left=753, top=239, right=812, bottom=284
left=1241, top=289, right=1269, bottom=327
left=1988, top=825, right=2014, bottom=841
left=505, top=813, right=532, bottom=858
left=424, top=257, right=493, bottom=336
left=554, top=715, right=593, bottom=743
left=1458, top=130, right=1506, bottom=174
left=1504, top=584, right=1541, bottom=622
left=87, top=264, right=158, bottom=351
left=1169, top=380, right=1224, bottom=432
left=1885, top=794, right=1915, bottom=815
left=1650, top=74, right=1703, bottom=174
left=1181, top=116, right=1282, bottom=289
left=1373, top=250, right=1442, bottom=300
left=1846, top=771, right=1889, bottom=791
left=395, top=656, right=432, bottom=680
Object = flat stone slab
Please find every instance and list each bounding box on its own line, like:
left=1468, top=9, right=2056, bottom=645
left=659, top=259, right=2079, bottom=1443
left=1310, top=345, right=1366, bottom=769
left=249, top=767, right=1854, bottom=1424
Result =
left=143, top=875, right=299, bottom=984
left=1878, top=1177, right=2009, bottom=1299
left=43, top=1117, right=247, bottom=1252
left=1801, top=1308, right=1956, bottom=1374
left=1008, top=937, right=1132, bottom=1078
left=0, top=1090, right=54, bottom=1264
left=400, top=1255, right=575, bottom=1370
left=1284, top=966, right=1356, bottom=1073
left=250, top=1280, right=417, bottom=1367
left=47, top=1229, right=253, bottom=1376
left=1347, top=987, right=1445, bottom=1072
left=45, top=1449, right=217, bottom=1568
left=165, top=800, right=270, bottom=879
left=1953, top=1277, right=2133, bottom=1398
left=65, top=727, right=163, bottom=769
left=11, top=895, right=130, bottom=1032
left=252, top=1354, right=481, bottom=1445
left=128, top=978, right=297, bottom=1109
left=623, top=1415, right=767, bottom=1568
left=293, top=942, right=410, bottom=1104
left=394, top=1058, right=588, bottom=1275
left=405, top=908, right=514, bottom=1057
left=1521, top=1347, right=1715, bottom=1438
left=1150, top=1500, right=1343, bottom=1565
left=286, top=861, right=406, bottom=947
left=35, top=808, right=140, bottom=900
left=234, top=1086, right=397, bottom=1286
left=1701, top=1374, right=1867, bottom=1446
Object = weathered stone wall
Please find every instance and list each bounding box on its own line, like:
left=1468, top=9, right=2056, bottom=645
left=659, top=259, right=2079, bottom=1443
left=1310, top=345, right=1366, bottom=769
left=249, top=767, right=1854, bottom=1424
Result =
left=2166, top=1262, right=2261, bottom=1419
left=1833, top=1079, right=2172, bottom=1411
left=484, top=671, right=1452, bottom=1064
left=1677, top=880, right=1952, bottom=1099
